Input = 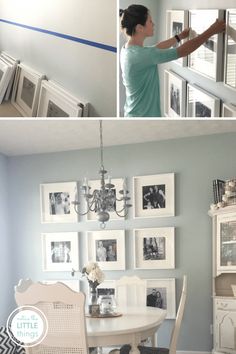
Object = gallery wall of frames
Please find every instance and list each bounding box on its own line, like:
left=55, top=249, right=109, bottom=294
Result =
left=39, top=173, right=177, bottom=318
left=164, top=8, right=236, bottom=117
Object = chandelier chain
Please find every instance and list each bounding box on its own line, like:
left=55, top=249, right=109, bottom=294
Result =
left=100, top=120, right=104, bottom=169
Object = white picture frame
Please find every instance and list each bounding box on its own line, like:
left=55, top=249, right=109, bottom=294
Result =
left=224, top=9, right=236, bottom=90
left=164, top=70, right=187, bottom=117
left=134, top=228, right=175, bottom=269
left=86, top=178, right=125, bottom=221
left=187, top=84, right=220, bottom=117
left=0, top=58, right=14, bottom=104
left=11, top=63, right=45, bottom=116
left=166, top=10, right=189, bottom=67
left=222, top=103, right=236, bottom=117
left=42, top=279, right=80, bottom=292
left=188, top=9, right=224, bottom=81
left=40, top=182, right=78, bottom=223
left=42, top=232, right=79, bottom=272
left=87, top=230, right=125, bottom=270
left=146, top=278, right=176, bottom=319
left=0, top=52, right=19, bottom=102
left=133, top=173, right=175, bottom=218
left=37, top=80, right=88, bottom=117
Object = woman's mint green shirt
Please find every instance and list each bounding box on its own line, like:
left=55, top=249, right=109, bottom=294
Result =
left=120, top=45, right=178, bottom=117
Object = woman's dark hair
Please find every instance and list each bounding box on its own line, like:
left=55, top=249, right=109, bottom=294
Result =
left=120, top=5, right=149, bottom=36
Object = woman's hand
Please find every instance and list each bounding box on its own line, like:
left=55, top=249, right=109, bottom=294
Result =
left=209, top=19, right=226, bottom=35
left=179, top=28, right=190, bottom=40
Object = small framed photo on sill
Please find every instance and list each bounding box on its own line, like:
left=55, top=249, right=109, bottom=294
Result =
left=166, top=10, right=189, bottom=67
left=133, top=173, right=175, bottom=218
left=40, top=181, right=78, bottom=223
left=224, top=9, right=236, bottom=91
left=164, top=70, right=187, bottom=117
left=187, top=84, right=220, bottom=117
left=134, top=227, right=175, bottom=269
left=11, top=63, right=45, bottom=117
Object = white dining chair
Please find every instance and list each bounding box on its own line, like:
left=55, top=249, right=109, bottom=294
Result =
left=120, top=275, right=188, bottom=354
left=115, top=275, right=147, bottom=308
left=14, top=279, right=89, bottom=354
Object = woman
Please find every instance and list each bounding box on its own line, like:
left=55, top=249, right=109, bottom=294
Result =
left=120, top=5, right=225, bottom=117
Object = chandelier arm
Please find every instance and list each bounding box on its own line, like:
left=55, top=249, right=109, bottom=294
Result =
left=114, top=209, right=129, bottom=218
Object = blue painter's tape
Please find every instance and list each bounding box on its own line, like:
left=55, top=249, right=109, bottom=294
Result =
left=0, top=18, right=117, bottom=53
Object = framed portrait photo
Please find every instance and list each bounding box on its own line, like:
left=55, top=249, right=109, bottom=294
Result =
left=166, top=10, right=188, bottom=66
left=11, top=63, right=45, bottom=116
left=134, top=228, right=175, bottom=269
left=188, top=9, right=224, bottom=81
left=86, top=178, right=125, bottom=221
left=133, top=173, right=175, bottom=218
left=224, top=9, right=236, bottom=90
left=40, top=182, right=78, bottom=223
left=37, top=80, right=88, bottom=117
left=146, top=279, right=176, bottom=319
left=42, top=232, right=79, bottom=272
left=187, top=84, right=220, bottom=117
left=87, top=230, right=125, bottom=270
left=164, top=70, right=187, bottom=117
left=222, top=103, right=236, bottom=117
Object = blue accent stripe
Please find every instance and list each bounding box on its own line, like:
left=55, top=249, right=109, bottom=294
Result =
left=0, top=18, right=117, bottom=53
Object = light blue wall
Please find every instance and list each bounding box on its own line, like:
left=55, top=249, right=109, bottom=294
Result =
left=119, top=0, right=236, bottom=116
left=3, top=132, right=236, bottom=351
left=0, top=153, right=12, bottom=324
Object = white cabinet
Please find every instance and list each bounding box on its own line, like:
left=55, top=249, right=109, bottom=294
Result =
left=214, top=298, right=236, bottom=354
left=209, top=206, right=236, bottom=354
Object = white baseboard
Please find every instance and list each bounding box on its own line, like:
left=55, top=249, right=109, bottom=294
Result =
left=177, top=351, right=211, bottom=354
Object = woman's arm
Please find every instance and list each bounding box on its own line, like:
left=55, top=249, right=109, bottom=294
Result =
left=177, top=19, right=225, bottom=58
left=156, top=28, right=190, bottom=49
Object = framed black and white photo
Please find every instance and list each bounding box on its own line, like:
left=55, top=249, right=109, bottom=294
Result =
left=87, top=230, right=125, bottom=270
left=188, top=10, right=224, bottom=81
left=43, top=280, right=80, bottom=292
left=11, top=63, right=45, bottom=116
left=187, top=84, right=220, bottom=117
left=40, top=182, right=78, bottom=223
left=134, top=228, right=175, bottom=269
left=133, top=173, right=175, bottom=218
left=164, top=70, right=186, bottom=117
left=86, top=178, right=125, bottom=221
left=222, top=103, right=236, bottom=117
left=42, top=232, right=79, bottom=272
left=146, top=279, right=176, bottom=319
left=224, top=9, right=236, bottom=90
left=37, top=80, right=88, bottom=117
left=166, top=10, right=188, bottom=66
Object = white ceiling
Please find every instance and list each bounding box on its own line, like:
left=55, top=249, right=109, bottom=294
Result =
left=0, top=119, right=236, bottom=156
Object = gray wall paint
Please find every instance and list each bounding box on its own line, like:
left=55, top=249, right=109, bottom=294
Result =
left=2, top=131, right=236, bottom=351
left=0, top=153, right=12, bottom=324
left=119, top=0, right=236, bottom=116
left=0, top=0, right=116, bottom=117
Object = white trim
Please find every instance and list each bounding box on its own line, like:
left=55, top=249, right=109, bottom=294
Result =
left=177, top=351, right=211, bottom=354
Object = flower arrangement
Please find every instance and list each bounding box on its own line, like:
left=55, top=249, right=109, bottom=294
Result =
left=82, top=262, right=105, bottom=292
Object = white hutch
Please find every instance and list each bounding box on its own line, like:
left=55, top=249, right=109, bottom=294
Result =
left=209, top=206, right=236, bottom=354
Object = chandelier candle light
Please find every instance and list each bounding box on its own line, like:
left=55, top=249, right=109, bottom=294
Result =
left=72, top=120, right=132, bottom=228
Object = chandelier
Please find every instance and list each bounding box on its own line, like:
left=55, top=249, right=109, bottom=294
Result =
left=72, top=121, right=132, bottom=228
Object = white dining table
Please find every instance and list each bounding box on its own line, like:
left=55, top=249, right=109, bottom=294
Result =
left=86, top=307, right=166, bottom=354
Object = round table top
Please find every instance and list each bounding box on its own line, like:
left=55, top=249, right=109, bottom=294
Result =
left=86, top=306, right=166, bottom=337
